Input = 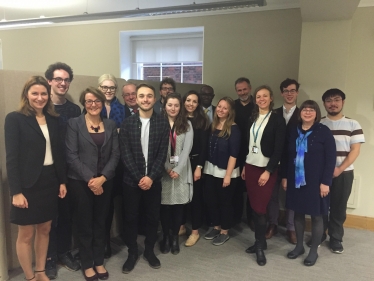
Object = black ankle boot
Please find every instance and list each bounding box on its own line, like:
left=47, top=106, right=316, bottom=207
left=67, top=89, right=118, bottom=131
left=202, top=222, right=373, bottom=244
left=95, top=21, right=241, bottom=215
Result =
left=170, top=235, right=180, bottom=255
left=255, top=240, right=267, bottom=266
left=160, top=235, right=170, bottom=254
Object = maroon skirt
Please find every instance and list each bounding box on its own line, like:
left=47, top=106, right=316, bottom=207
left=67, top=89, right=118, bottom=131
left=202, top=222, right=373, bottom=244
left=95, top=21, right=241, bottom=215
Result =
left=245, top=163, right=278, bottom=214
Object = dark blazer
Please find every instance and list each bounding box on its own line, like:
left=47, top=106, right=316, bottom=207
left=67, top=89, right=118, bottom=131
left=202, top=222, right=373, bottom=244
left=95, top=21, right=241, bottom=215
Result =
left=5, top=111, right=66, bottom=196
left=65, top=114, right=120, bottom=182
left=124, top=105, right=132, bottom=118
left=245, top=112, right=286, bottom=173
left=119, top=111, right=169, bottom=187
left=274, top=106, right=300, bottom=129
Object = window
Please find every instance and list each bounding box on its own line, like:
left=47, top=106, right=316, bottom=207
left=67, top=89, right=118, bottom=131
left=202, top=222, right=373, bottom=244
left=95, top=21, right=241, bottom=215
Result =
left=130, top=32, right=203, bottom=84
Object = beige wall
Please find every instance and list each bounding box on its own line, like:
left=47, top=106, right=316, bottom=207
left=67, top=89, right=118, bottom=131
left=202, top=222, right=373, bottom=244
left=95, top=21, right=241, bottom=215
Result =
left=0, top=9, right=302, bottom=105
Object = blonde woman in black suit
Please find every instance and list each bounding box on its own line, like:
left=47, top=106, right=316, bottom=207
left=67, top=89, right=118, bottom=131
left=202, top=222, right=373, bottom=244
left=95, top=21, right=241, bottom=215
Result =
left=5, top=76, right=67, bottom=281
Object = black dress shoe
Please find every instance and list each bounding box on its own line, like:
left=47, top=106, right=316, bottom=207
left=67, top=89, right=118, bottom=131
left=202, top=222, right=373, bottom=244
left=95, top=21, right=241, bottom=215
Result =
left=287, top=248, right=305, bottom=259
left=59, top=252, right=81, bottom=271
left=256, top=248, right=266, bottom=266
left=45, top=258, right=57, bottom=279
left=122, top=254, right=139, bottom=274
left=170, top=235, right=180, bottom=255
left=160, top=235, right=171, bottom=254
left=143, top=251, right=161, bottom=269
left=304, top=254, right=318, bottom=266
left=245, top=241, right=267, bottom=254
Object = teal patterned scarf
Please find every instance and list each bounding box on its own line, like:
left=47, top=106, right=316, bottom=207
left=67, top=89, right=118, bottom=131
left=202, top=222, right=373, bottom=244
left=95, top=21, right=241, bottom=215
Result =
left=295, top=127, right=312, bottom=188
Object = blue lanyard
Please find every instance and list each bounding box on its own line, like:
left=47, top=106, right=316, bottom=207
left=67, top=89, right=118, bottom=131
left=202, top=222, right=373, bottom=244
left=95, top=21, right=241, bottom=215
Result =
left=252, top=112, right=270, bottom=145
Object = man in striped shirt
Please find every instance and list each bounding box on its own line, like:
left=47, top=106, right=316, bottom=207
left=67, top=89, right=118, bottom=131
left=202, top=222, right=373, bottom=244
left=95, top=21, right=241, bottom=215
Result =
left=320, top=88, right=365, bottom=254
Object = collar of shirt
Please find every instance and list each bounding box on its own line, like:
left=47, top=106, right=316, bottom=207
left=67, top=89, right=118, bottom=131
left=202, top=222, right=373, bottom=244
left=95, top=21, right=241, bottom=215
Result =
left=283, top=104, right=296, bottom=115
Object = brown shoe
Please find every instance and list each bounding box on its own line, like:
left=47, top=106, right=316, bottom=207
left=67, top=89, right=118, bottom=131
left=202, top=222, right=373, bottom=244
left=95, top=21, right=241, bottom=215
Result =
left=287, top=230, right=297, bottom=244
left=265, top=224, right=278, bottom=239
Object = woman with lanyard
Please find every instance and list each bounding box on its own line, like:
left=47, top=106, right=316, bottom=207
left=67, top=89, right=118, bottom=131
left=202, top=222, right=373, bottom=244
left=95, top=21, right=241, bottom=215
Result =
left=203, top=97, right=241, bottom=246
left=281, top=100, right=335, bottom=266
left=181, top=90, right=210, bottom=247
left=242, top=85, right=286, bottom=266
left=160, top=93, right=194, bottom=255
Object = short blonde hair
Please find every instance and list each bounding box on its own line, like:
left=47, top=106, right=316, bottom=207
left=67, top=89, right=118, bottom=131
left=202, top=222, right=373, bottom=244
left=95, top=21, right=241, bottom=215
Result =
left=98, top=74, right=117, bottom=89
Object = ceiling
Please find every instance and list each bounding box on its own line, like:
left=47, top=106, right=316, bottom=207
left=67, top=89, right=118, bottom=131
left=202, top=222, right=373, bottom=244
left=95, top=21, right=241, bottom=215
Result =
left=0, top=0, right=373, bottom=24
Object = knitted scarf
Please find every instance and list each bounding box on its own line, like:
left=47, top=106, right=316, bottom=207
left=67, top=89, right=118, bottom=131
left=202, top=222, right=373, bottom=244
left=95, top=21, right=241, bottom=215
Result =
left=295, top=127, right=313, bottom=188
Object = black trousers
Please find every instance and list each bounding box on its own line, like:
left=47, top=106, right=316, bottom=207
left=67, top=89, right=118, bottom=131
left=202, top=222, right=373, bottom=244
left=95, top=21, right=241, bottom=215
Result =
left=204, top=175, right=238, bottom=230
left=324, top=171, right=354, bottom=242
left=123, top=181, right=162, bottom=255
left=47, top=184, right=74, bottom=259
left=69, top=178, right=113, bottom=270
left=160, top=204, right=184, bottom=236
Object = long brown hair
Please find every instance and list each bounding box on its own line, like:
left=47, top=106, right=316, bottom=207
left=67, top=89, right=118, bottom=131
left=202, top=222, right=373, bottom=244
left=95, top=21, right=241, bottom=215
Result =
left=18, top=76, right=58, bottom=117
left=163, top=93, right=190, bottom=135
left=182, top=90, right=209, bottom=131
left=211, top=97, right=236, bottom=138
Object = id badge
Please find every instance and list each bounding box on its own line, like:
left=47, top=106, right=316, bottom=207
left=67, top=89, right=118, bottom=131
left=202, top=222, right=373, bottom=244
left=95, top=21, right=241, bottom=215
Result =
left=251, top=146, right=259, bottom=154
left=170, top=156, right=179, bottom=164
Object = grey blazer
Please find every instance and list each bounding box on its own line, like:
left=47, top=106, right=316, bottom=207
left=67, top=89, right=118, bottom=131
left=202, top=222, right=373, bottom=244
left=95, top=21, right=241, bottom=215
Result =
left=65, top=114, right=120, bottom=182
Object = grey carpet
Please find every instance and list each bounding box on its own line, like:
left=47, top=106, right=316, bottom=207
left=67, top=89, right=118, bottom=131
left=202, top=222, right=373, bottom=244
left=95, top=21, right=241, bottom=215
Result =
left=8, top=223, right=374, bottom=281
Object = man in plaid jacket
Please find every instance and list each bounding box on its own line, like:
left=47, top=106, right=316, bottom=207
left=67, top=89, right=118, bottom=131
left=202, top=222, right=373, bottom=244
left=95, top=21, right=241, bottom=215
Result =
left=119, top=83, right=169, bottom=273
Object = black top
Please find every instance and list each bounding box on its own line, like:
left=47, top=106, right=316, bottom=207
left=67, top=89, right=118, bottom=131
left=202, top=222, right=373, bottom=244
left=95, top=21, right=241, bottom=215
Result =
left=208, top=125, right=241, bottom=170
left=274, top=106, right=300, bottom=130
left=5, top=112, right=66, bottom=196
left=188, top=117, right=209, bottom=168
left=54, top=99, right=81, bottom=139
left=119, top=111, right=169, bottom=187
left=90, top=132, right=105, bottom=174
left=234, top=99, right=254, bottom=166
left=244, top=112, right=286, bottom=173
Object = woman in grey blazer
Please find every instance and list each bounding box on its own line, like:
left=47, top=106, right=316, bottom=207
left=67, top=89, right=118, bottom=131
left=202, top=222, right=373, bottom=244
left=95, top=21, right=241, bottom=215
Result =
left=160, top=93, right=193, bottom=255
left=66, top=87, right=119, bottom=281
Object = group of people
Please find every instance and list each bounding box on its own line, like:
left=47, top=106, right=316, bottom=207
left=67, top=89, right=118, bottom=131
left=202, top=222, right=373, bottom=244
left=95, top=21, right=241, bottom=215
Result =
left=4, top=62, right=364, bottom=281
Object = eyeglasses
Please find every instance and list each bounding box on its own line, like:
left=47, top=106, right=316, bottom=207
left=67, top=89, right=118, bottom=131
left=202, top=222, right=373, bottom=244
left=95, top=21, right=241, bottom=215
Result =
left=85, top=100, right=102, bottom=106
left=52, top=77, right=71, bottom=84
left=100, top=85, right=117, bottom=92
left=301, top=108, right=316, bottom=113
left=282, top=89, right=297, bottom=94
left=325, top=98, right=342, bottom=103
left=161, top=87, right=174, bottom=91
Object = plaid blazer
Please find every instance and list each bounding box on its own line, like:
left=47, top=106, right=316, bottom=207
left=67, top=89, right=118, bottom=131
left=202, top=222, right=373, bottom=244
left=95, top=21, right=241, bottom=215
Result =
left=119, top=111, right=169, bottom=187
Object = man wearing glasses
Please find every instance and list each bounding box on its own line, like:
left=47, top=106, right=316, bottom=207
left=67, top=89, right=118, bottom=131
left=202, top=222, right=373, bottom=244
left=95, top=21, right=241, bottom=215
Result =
left=44, top=62, right=81, bottom=279
left=122, top=82, right=139, bottom=116
left=266, top=78, right=300, bottom=245
left=153, top=77, right=176, bottom=114
left=320, top=89, right=365, bottom=254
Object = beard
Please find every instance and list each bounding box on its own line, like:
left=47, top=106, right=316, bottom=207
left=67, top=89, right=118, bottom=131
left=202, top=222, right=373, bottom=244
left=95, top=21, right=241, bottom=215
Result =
left=327, top=108, right=342, bottom=116
left=239, top=95, right=250, bottom=102
left=138, top=104, right=153, bottom=112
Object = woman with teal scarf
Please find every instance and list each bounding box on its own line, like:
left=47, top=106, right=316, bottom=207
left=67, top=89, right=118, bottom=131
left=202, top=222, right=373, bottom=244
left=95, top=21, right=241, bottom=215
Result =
left=281, top=100, right=336, bottom=266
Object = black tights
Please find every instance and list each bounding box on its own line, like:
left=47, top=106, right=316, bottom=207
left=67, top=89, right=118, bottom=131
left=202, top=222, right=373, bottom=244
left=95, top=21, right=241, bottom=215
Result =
left=294, top=213, right=323, bottom=260
left=160, top=204, right=184, bottom=236
left=253, top=212, right=267, bottom=245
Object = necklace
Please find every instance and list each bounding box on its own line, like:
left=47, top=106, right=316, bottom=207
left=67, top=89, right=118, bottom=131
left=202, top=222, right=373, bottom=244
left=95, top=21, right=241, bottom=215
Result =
left=86, top=116, right=101, bottom=133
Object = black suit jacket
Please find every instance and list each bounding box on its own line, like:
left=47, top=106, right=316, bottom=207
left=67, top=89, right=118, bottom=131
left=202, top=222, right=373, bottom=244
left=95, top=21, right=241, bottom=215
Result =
left=65, top=114, right=120, bottom=182
left=244, top=112, right=286, bottom=173
left=5, top=112, right=66, bottom=196
left=274, top=106, right=300, bottom=129
left=124, top=105, right=131, bottom=119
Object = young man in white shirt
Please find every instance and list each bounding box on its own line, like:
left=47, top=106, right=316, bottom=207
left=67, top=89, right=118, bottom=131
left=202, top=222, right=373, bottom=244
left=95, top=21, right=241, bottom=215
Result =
left=320, top=88, right=365, bottom=254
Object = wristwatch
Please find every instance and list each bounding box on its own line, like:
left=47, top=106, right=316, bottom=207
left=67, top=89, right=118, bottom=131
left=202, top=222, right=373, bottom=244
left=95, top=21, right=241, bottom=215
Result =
left=197, top=165, right=203, bottom=169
